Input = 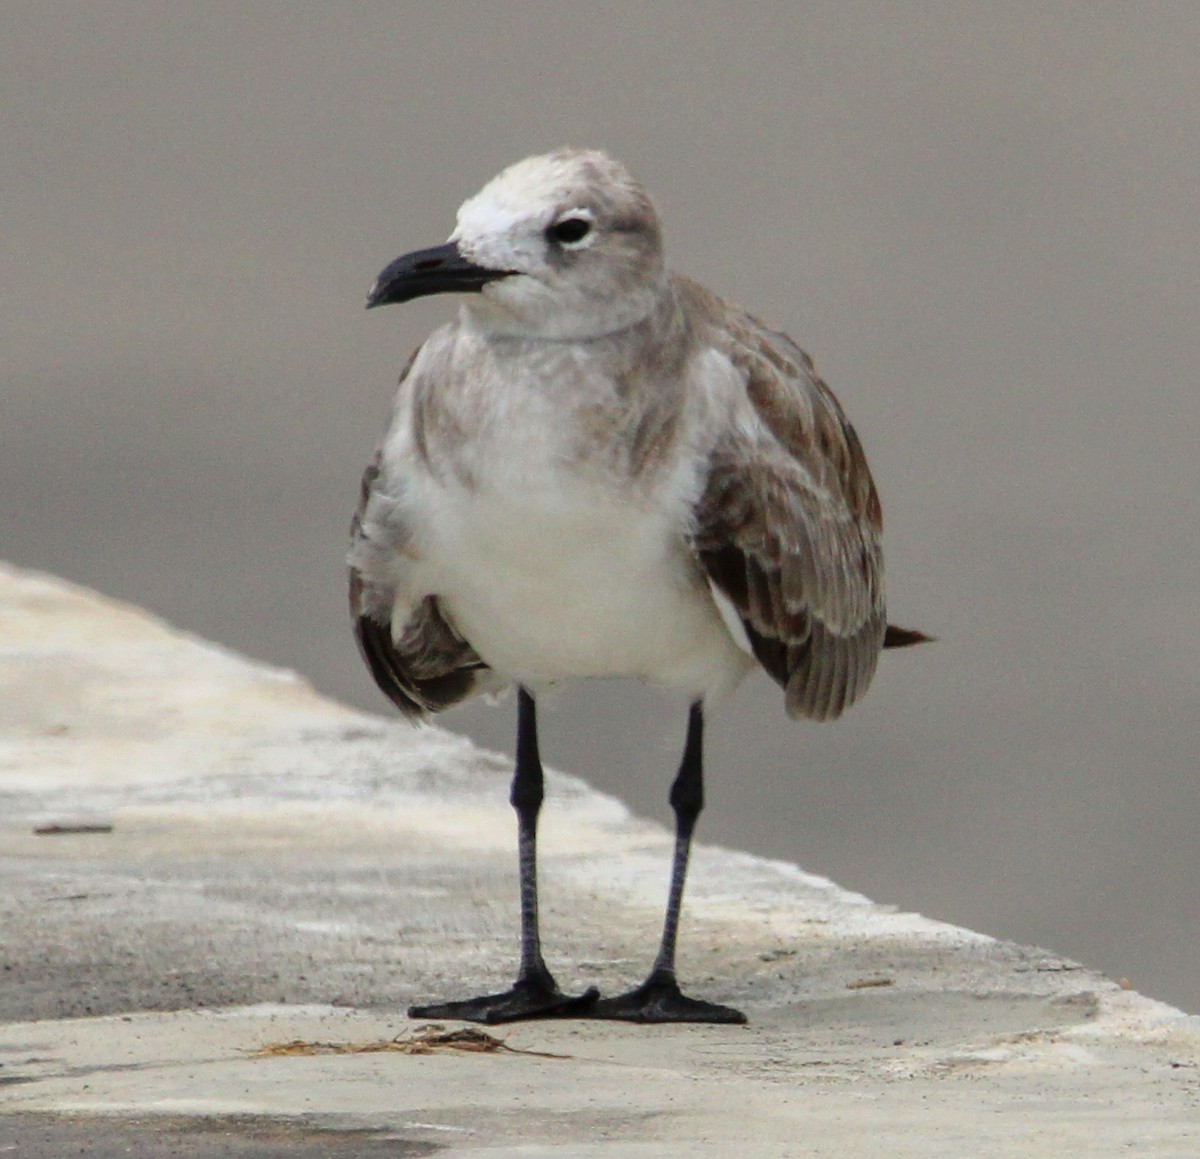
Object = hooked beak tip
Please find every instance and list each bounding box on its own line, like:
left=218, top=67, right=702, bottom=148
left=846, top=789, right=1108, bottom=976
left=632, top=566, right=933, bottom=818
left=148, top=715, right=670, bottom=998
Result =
left=366, top=242, right=515, bottom=309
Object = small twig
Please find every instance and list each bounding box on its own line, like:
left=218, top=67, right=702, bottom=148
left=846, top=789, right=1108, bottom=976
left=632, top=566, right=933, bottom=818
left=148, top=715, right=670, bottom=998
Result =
left=252, top=1023, right=571, bottom=1060
left=845, top=976, right=894, bottom=990
left=34, top=824, right=114, bottom=836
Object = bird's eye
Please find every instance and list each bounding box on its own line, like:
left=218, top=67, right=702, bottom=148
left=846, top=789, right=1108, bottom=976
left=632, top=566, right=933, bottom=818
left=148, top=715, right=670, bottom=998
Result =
left=547, top=217, right=592, bottom=246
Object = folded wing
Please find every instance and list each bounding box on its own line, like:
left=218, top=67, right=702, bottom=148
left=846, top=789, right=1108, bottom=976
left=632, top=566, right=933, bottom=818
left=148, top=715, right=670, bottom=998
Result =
left=688, top=292, right=887, bottom=720
left=347, top=356, right=491, bottom=720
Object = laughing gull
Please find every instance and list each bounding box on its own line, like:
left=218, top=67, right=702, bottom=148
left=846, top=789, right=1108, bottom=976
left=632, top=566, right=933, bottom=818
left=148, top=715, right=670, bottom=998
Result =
left=351, top=149, right=927, bottom=1024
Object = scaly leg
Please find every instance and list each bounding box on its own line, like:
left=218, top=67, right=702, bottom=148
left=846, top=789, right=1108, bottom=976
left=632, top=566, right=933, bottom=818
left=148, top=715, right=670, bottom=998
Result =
left=591, top=701, right=746, bottom=1023
left=409, top=688, right=599, bottom=1023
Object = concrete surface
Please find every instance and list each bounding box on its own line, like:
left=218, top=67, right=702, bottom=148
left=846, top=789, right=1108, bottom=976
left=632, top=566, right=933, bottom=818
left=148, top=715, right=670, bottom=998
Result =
left=1, top=561, right=1198, bottom=1156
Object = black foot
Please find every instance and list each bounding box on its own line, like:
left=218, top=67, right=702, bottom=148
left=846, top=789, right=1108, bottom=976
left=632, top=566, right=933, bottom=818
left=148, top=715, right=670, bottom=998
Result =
left=408, top=976, right=600, bottom=1025
left=589, top=971, right=746, bottom=1024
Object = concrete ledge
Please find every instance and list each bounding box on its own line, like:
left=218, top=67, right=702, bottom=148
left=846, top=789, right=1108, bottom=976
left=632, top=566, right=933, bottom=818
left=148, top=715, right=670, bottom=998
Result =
left=1, top=562, right=1197, bottom=1156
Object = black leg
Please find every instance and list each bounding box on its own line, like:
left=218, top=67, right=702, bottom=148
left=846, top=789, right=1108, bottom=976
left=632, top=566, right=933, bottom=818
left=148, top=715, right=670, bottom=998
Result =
left=409, top=688, right=599, bottom=1023
left=591, top=701, right=746, bottom=1024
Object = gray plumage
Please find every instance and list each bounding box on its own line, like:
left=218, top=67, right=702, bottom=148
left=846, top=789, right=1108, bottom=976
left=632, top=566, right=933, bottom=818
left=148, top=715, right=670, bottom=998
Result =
left=350, top=149, right=915, bottom=723
left=350, top=148, right=927, bottom=1026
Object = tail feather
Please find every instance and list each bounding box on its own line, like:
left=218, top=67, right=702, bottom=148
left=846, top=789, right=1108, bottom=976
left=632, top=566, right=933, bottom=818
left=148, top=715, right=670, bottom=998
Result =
left=883, top=624, right=934, bottom=648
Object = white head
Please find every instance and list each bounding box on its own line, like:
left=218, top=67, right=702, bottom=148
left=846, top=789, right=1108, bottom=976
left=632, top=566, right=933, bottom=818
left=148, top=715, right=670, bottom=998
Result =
left=368, top=150, right=668, bottom=341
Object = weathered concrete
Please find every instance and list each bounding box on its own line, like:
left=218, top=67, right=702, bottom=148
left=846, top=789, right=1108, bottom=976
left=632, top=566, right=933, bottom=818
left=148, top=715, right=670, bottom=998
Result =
left=1, top=562, right=1197, bottom=1155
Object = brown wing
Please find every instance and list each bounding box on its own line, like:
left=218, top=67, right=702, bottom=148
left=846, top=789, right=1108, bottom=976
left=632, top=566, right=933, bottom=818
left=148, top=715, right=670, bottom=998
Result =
left=691, top=306, right=887, bottom=721
left=347, top=356, right=490, bottom=720
left=352, top=590, right=489, bottom=720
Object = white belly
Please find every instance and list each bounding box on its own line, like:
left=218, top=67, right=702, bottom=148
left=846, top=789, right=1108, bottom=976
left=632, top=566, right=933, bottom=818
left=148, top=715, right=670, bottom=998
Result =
left=410, top=475, right=750, bottom=698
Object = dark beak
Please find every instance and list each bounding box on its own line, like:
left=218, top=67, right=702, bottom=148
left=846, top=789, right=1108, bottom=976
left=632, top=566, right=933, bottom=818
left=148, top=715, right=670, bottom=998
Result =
left=366, top=242, right=515, bottom=309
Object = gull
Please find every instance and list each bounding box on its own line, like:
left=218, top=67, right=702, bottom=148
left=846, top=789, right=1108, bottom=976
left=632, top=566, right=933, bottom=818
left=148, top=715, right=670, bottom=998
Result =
left=351, top=149, right=927, bottom=1025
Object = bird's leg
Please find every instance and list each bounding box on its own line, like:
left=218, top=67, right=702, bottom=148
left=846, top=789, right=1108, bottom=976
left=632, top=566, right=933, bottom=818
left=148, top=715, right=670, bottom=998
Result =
left=408, top=688, right=599, bottom=1023
left=591, top=701, right=746, bottom=1023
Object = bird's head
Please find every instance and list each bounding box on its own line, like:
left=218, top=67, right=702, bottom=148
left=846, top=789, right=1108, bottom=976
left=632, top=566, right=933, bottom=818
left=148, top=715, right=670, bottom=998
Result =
left=367, top=149, right=667, bottom=340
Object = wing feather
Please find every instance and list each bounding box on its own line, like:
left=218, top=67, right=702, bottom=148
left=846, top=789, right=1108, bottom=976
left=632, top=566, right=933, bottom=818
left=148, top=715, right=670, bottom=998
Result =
left=347, top=351, right=491, bottom=720
left=687, top=295, right=887, bottom=720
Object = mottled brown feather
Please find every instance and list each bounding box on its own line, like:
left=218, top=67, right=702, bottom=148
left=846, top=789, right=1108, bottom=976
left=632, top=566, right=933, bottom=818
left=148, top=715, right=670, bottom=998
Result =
left=348, top=356, right=490, bottom=719
left=680, top=278, right=888, bottom=720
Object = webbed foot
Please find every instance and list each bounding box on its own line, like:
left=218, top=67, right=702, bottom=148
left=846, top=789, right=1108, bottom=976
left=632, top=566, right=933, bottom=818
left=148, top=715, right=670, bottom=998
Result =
left=589, top=971, right=745, bottom=1024
left=409, top=974, right=599, bottom=1024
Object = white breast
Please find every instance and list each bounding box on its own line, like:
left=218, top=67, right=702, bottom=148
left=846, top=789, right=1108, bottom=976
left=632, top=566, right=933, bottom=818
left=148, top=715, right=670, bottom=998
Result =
left=426, top=492, right=743, bottom=694
left=399, top=397, right=750, bottom=700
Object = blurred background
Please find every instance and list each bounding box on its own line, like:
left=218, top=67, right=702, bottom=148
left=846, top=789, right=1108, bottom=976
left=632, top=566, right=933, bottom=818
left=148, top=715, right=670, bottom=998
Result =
left=3, top=4, right=1197, bottom=1011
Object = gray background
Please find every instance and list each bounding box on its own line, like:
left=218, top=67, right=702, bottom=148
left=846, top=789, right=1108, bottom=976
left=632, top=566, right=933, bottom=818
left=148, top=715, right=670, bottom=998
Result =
left=3, top=4, right=1197, bottom=1012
